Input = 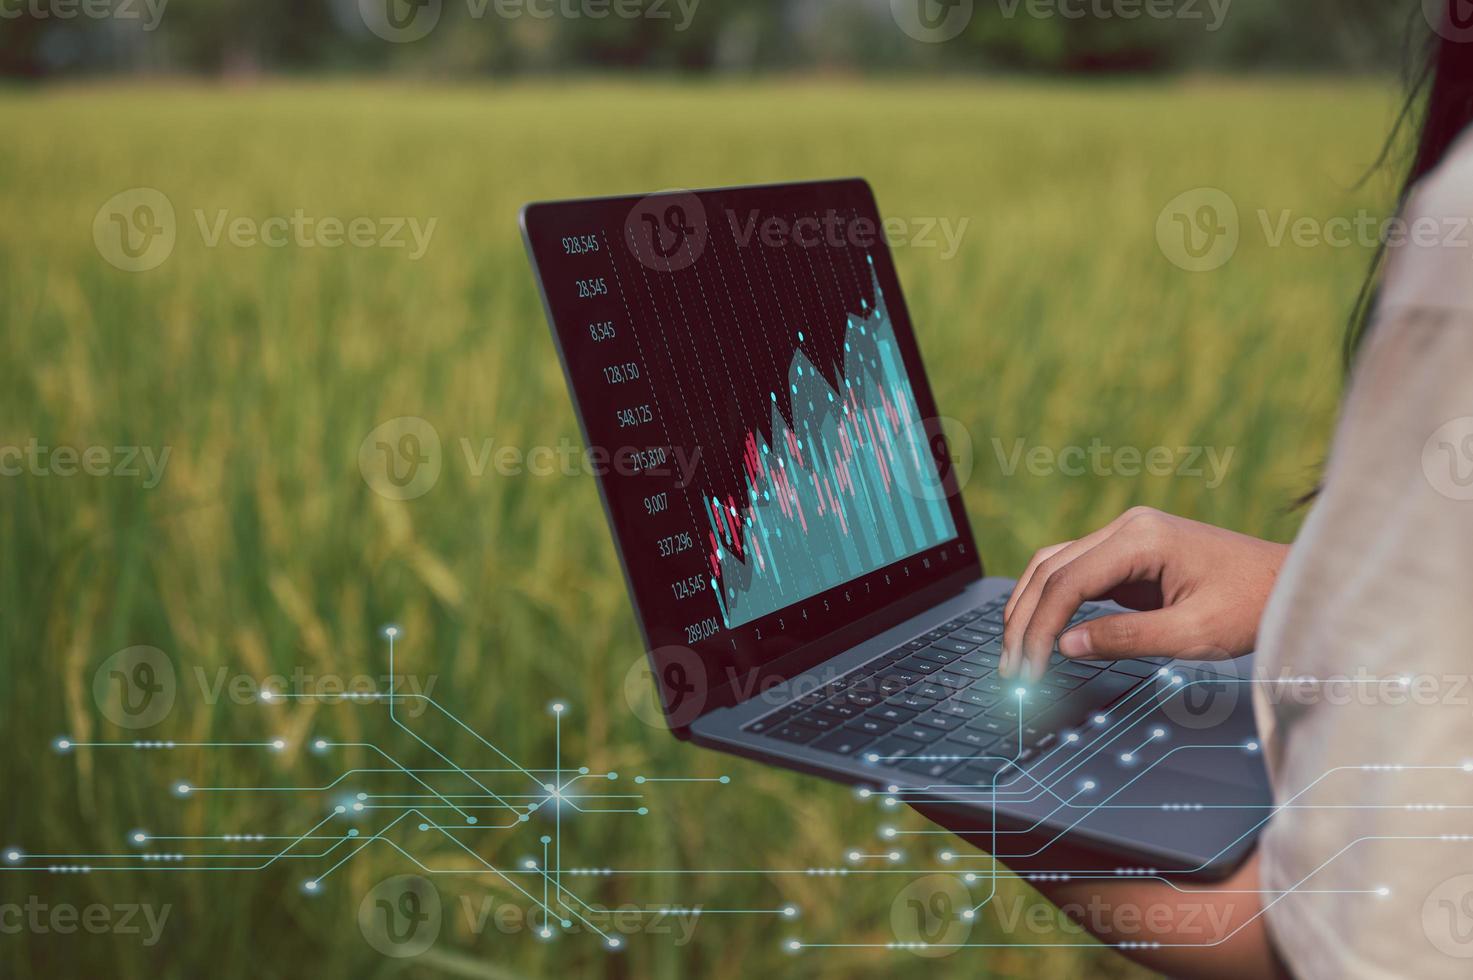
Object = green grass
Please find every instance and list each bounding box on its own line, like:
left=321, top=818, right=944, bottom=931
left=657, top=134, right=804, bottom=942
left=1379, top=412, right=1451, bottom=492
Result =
left=0, top=77, right=1396, bottom=979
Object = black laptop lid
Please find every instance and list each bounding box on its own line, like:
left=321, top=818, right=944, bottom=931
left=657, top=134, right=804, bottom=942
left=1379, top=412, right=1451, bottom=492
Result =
left=522, top=179, right=981, bottom=724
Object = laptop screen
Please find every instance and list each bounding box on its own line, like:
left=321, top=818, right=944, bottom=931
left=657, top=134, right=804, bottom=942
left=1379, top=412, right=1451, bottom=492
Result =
left=523, top=179, right=980, bottom=720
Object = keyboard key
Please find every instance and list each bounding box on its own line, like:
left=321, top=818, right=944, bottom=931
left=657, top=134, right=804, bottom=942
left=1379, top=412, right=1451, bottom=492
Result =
left=770, top=723, right=823, bottom=744
left=887, top=693, right=936, bottom=712
left=930, top=639, right=979, bottom=656
left=895, top=724, right=945, bottom=744
left=804, top=713, right=840, bottom=731
left=955, top=688, right=1002, bottom=708
left=898, top=656, right=943, bottom=674
left=950, top=629, right=992, bottom=645
left=903, top=639, right=931, bottom=651
left=913, top=711, right=965, bottom=732
left=1109, top=659, right=1165, bottom=678
left=866, top=735, right=924, bottom=765
left=935, top=700, right=983, bottom=719
left=913, top=646, right=962, bottom=666
left=870, top=706, right=916, bottom=725
left=1040, top=670, right=1086, bottom=690
left=912, top=683, right=949, bottom=701
left=813, top=702, right=861, bottom=721
left=812, top=730, right=875, bottom=757
left=1034, top=671, right=1141, bottom=731
left=846, top=717, right=897, bottom=737
left=965, top=716, right=1008, bottom=736
left=900, top=757, right=962, bottom=780
left=951, top=757, right=1011, bottom=783
left=932, top=672, right=972, bottom=691
left=1053, top=661, right=1103, bottom=680
left=845, top=690, right=882, bottom=708
left=922, top=629, right=950, bottom=642
left=944, top=730, right=1000, bottom=752
left=949, top=660, right=990, bottom=679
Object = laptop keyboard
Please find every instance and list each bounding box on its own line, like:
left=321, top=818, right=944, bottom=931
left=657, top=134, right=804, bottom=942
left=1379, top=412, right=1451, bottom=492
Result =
left=741, top=599, right=1170, bottom=784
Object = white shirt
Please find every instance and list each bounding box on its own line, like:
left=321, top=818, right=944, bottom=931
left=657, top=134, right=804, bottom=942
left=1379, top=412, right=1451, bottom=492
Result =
left=1253, top=131, right=1473, bottom=977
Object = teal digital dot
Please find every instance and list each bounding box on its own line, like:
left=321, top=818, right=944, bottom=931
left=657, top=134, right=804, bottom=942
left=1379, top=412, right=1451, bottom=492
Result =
left=540, top=835, right=552, bottom=844
left=637, top=807, right=649, bottom=815
left=466, top=816, right=478, bottom=825
left=719, top=776, right=731, bottom=784
left=634, top=776, right=646, bottom=784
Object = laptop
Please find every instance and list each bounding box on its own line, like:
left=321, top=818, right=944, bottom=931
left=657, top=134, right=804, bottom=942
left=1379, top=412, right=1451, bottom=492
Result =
left=521, top=178, right=1270, bottom=879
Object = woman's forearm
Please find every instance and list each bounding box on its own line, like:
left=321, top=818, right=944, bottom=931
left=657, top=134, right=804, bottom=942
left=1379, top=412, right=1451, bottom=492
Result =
left=1028, top=851, right=1289, bottom=980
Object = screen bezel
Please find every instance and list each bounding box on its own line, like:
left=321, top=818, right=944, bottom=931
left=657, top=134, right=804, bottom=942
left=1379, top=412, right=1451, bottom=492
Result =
left=521, top=178, right=984, bottom=728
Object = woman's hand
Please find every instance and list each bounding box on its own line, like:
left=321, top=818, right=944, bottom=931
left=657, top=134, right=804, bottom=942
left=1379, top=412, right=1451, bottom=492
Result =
left=999, top=506, right=1289, bottom=682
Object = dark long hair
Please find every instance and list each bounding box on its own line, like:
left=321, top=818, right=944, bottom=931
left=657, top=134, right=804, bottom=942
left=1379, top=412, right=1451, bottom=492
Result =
left=1347, top=3, right=1473, bottom=364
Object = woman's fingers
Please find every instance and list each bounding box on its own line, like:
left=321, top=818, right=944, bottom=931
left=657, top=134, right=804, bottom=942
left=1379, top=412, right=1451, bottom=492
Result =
left=1008, top=531, right=1158, bottom=682
left=1003, top=509, right=1149, bottom=628
left=1004, top=540, right=1073, bottom=623
left=1057, top=609, right=1189, bottom=659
